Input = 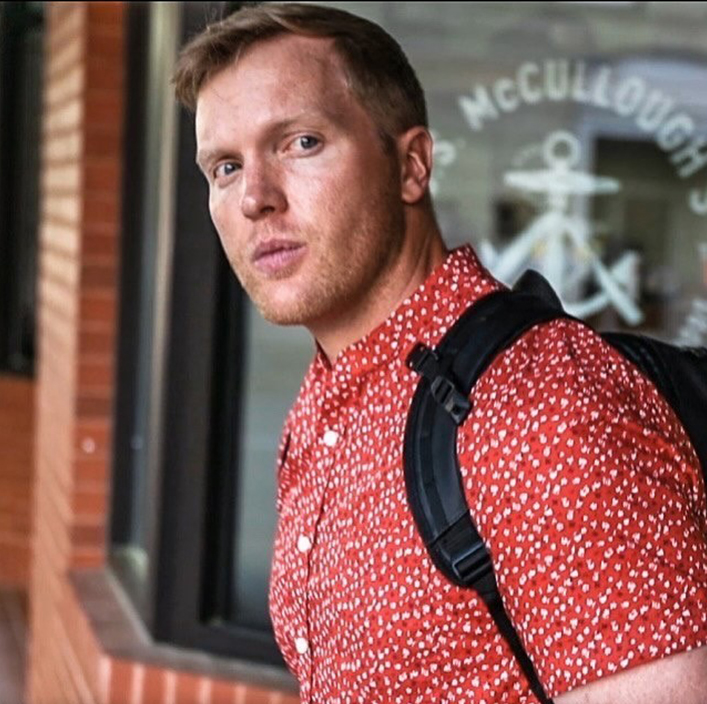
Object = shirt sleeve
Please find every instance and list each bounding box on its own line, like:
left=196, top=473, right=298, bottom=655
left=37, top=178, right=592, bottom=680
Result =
left=456, top=318, right=707, bottom=698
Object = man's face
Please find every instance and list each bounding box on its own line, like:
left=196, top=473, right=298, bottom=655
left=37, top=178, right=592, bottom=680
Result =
left=195, top=34, right=407, bottom=331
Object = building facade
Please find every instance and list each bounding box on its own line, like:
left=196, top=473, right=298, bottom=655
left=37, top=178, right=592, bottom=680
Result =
left=0, top=2, right=705, bottom=703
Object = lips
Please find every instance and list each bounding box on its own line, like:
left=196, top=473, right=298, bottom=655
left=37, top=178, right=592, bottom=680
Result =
left=252, top=239, right=306, bottom=276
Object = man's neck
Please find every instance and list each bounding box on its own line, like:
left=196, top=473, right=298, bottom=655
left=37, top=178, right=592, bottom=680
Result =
left=312, top=229, right=448, bottom=363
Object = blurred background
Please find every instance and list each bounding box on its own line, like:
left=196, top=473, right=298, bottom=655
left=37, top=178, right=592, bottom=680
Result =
left=0, top=2, right=706, bottom=702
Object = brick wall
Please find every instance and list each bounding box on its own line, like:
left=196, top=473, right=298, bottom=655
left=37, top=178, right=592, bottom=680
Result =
left=0, top=374, right=34, bottom=586
left=28, top=2, right=124, bottom=701
left=28, top=4, right=299, bottom=704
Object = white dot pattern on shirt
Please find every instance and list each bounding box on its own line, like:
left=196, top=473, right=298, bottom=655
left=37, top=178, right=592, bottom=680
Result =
left=269, top=246, right=707, bottom=704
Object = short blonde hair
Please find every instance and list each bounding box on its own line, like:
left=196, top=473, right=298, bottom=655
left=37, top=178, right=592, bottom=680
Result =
left=172, top=3, right=428, bottom=141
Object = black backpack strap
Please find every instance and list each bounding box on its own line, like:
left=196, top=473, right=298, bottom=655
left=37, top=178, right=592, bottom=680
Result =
left=484, top=587, right=555, bottom=704
left=404, top=271, right=567, bottom=704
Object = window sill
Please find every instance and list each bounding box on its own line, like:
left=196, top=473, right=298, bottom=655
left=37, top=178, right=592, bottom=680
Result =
left=69, top=568, right=298, bottom=694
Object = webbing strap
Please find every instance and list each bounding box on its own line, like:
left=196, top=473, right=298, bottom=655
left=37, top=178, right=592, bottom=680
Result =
left=476, top=572, right=554, bottom=704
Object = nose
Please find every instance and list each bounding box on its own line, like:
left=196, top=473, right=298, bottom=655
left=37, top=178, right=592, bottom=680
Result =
left=240, top=162, right=287, bottom=220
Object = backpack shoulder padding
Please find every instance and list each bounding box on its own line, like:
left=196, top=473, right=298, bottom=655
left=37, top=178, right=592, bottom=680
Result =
left=603, top=332, right=707, bottom=478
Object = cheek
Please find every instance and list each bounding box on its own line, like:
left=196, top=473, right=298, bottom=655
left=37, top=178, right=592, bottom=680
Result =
left=295, top=171, right=362, bottom=234
left=291, top=150, right=368, bottom=212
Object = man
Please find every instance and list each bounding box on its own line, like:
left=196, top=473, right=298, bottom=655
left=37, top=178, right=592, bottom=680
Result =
left=174, top=3, right=707, bottom=702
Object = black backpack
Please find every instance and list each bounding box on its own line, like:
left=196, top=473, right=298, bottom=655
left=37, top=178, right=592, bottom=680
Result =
left=404, top=270, right=707, bottom=704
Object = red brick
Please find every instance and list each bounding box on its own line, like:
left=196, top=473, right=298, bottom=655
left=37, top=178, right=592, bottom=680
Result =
left=142, top=666, right=167, bottom=704
left=74, top=420, right=112, bottom=452
left=76, top=394, right=113, bottom=418
left=84, top=126, right=122, bottom=159
left=27, top=5, right=298, bottom=704
left=0, top=540, right=30, bottom=585
left=279, top=696, right=300, bottom=704
left=176, top=672, right=202, bottom=704
left=78, top=358, right=115, bottom=388
left=72, top=487, right=107, bottom=518
left=109, top=659, right=134, bottom=704
left=84, top=157, right=122, bottom=194
left=0, top=376, right=34, bottom=586
left=84, top=220, right=118, bottom=239
left=70, top=547, right=105, bottom=569
left=75, top=458, right=108, bottom=484
left=83, top=191, right=121, bottom=228
left=81, top=261, right=118, bottom=289
left=70, top=522, right=106, bottom=548
left=87, top=2, right=125, bottom=28
left=86, top=29, right=124, bottom=63
left=243, top=687, right=273, bottom=704
left=85, top=49, right=123, bottom=89
left=79, top=328, right=116, bottom=356
left=212, top=679, right=240, bottom=704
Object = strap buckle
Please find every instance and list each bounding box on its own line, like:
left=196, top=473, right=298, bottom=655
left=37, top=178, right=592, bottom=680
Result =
left=407, top=343, right=472, bottom=425
left=430, top=376, right=472, bottom=425
left=406, top=342, right=440, bottom=377
left=450, top=539, right=493, bottom=585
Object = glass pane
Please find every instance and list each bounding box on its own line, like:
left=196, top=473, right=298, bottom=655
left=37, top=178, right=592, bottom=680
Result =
left=228, top=0, right=707, bottom=630
left=232, top=303, right=313, bottom=628
left=113, top=2, right=181, bottom=582
left=328, top=1, right=707, bottom=339
left=7, top=24, right=43, bottom=372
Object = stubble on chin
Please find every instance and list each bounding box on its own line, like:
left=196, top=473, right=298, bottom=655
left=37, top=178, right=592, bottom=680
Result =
left=246, top=263, right=347, bottom=328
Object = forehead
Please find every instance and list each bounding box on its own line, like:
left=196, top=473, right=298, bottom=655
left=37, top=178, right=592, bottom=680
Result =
left=195, top=34, right=357, bottom=142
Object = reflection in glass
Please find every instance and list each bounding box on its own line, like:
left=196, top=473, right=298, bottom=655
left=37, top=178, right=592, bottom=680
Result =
left=232, top=303, right=313, bottom=628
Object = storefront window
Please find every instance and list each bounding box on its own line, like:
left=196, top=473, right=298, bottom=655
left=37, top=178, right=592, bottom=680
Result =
left=229, top=0, right=707, bottom=624
left=325, top=2, right=707, bottom=339
left=111, top=1, right=707, bottom=665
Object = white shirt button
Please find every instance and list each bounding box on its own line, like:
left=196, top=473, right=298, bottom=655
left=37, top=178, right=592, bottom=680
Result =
left=295, top=637, right=309, bottom=655
left=297, top=535, right=312, bottom=553
left=323, top=429, right=339, bottom=447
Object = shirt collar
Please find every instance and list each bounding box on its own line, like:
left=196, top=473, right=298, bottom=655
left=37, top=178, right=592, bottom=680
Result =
left=311, top=245, right=503, bottom=389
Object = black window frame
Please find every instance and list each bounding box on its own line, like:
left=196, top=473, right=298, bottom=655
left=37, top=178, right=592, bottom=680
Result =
left=110, top=1, right=286, bottom=666
left=0, top=2, right=44, bottom=376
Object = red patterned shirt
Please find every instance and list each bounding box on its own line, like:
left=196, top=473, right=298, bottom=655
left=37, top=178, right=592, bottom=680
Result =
left=269, top=245, right=707, bottom=703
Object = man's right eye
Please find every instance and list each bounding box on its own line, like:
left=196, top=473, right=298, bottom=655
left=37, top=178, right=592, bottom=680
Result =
left=213, top=162, right=240, bottom=179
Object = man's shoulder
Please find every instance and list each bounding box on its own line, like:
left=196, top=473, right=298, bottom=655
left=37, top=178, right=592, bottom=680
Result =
left=473, top=316, right=630, bottom=408
left=460, top=314, right=691, bottom=457
left=456, top=314, right=702, bottom=508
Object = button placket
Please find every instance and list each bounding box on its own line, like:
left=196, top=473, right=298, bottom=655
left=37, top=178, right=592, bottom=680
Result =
left=295, top=421, right=348, bottom=694
left=295, top=385, right=350, bottom=695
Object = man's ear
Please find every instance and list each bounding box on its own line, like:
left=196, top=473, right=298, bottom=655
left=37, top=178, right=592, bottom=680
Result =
left=397, top=126, right=434, bottom=205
